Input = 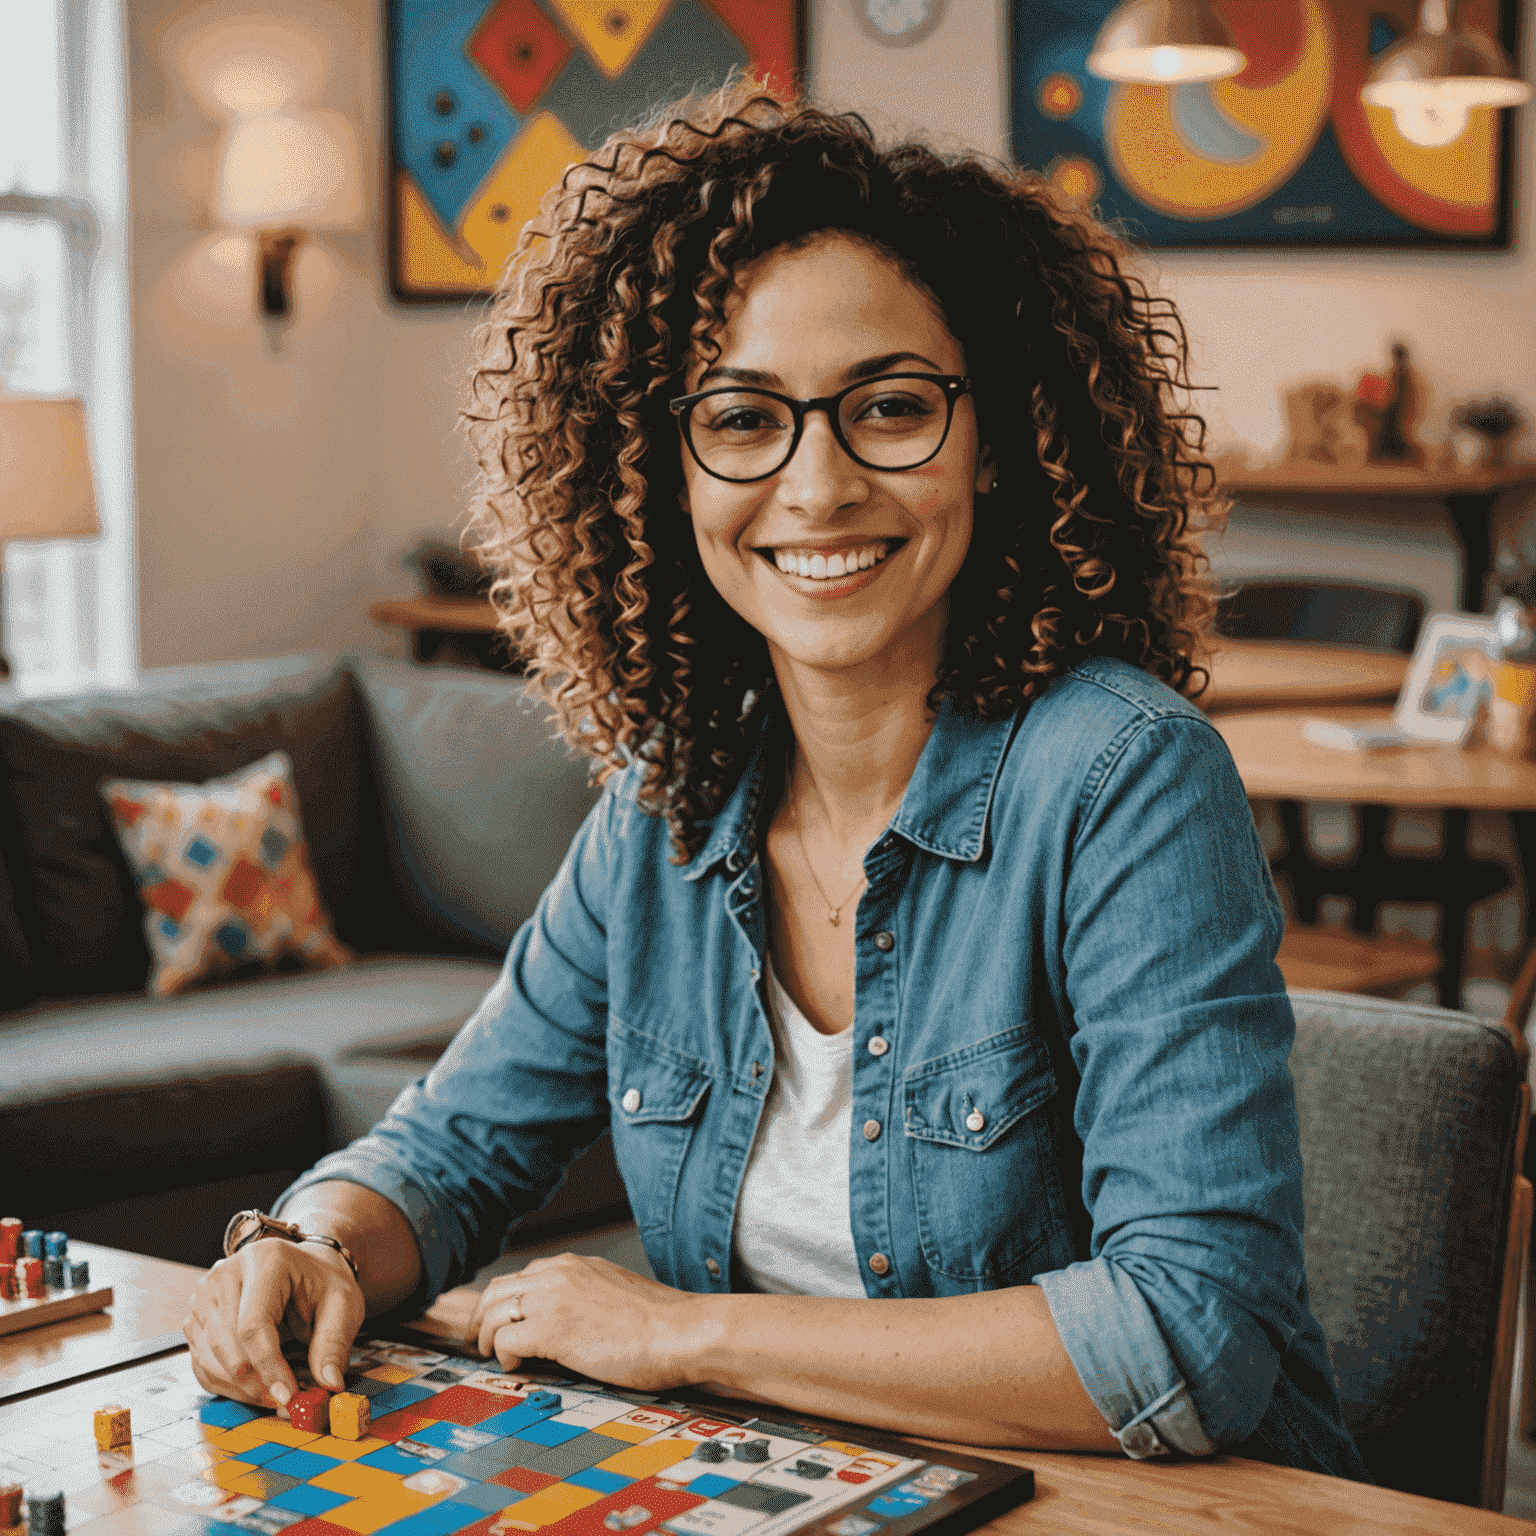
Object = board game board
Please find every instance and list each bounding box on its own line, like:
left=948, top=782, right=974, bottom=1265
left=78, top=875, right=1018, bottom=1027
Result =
left=0, top=1334, right=1033, bottom=1536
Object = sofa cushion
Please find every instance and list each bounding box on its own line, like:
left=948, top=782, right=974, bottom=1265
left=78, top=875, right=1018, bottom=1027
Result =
left=0, top=655, right=369, bottom=998
left=355, top=659, right=602, bottom=952
left=102, top=750, right=353, bottom=995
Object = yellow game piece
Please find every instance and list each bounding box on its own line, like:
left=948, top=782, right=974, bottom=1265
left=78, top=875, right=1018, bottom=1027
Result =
left=94, top=1403, right=131, bottom=1450
left=329, top=1391, right=371, bottom=1441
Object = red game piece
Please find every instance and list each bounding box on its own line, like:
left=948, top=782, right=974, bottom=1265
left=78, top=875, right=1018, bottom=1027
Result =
left=17, top=1257, right=43, bottom=1298
left=0, top=1219, right=20, bottom=1265
left=0, top=1263, right=15, bottom=1301
left=0, top=1481, right=21, bottom=1528
left=287, top=1388, right=331, bottom=1432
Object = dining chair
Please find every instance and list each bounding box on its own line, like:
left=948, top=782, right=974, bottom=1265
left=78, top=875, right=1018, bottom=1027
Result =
left=1289, top=989, right=1531, bottom=1509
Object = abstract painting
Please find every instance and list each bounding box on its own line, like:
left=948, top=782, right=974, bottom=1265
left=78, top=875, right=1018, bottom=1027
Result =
left=1010, top=0, right=1518, bottom=247
left=388, top=1, right=804, bottom=301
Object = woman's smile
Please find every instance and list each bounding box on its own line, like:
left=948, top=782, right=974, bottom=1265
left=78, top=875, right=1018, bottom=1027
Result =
left=756, top=537, right=904, bottom=592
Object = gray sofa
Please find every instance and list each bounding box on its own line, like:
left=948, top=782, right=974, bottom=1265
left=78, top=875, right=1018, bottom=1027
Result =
left=0, top=654, right=628, bottom=1266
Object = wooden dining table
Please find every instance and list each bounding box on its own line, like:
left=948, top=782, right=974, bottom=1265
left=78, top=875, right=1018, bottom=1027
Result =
left=4, top=1243, right=1524, bottom=1534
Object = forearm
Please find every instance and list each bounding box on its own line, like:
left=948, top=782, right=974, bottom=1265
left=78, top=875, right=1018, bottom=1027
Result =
left=277, top=1181, right=423, bottom=1317
left=680, top=1284, right=1119, bottom=1451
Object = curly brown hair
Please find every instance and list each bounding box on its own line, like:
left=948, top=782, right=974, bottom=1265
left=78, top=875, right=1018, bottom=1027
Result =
left=464, top=82, right=1225, bottom=862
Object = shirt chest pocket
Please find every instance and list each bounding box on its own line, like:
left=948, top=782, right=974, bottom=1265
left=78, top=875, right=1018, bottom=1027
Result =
left=902, top=1028, right=1069, bottom=1283
left=607, top=1023, right=714, bottom=1237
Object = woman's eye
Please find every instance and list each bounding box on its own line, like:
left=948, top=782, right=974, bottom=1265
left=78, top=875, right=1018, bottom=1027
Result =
left=854, top=394, right=933, bottom=423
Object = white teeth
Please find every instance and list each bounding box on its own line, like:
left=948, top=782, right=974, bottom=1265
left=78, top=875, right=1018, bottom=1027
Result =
left=770, top=542, right=891, bottom=581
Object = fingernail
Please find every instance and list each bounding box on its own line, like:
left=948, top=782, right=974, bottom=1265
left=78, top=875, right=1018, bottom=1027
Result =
left=322, top=1365, right=344, bottom=1390
left=269, top=1381, right=292, bottom=1406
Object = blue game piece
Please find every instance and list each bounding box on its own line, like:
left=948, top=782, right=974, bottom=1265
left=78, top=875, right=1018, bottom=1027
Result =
left=65, top=1260, right=89, bottom=1288
left=43, top=1232, right=67, bottom=1258
left=524, top=1389, right=562, bottom=1411
left=21, top=1231, right=43, bottom=1259
left=26, top=1491, right=64, bottom=1536
left=42, top=1259, right=63, bottom=1288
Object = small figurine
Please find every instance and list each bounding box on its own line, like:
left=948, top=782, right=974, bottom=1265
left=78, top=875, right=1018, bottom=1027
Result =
left=1354, top=341, right=1423, bottom=466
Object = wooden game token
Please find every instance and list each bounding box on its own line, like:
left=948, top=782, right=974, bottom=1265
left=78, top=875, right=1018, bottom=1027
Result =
left=93, top=1404, right=131, bottom=1450
left=329, top=1390, right=370, bottom=1440
left=288, top=1388, right=330, bottom=1432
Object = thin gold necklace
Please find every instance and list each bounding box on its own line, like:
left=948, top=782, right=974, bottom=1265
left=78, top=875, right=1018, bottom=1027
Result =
left=793, top=800, right=866, bottom=926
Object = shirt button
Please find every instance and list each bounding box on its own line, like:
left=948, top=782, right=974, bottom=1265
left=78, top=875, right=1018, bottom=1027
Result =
left=965, top=1110, right=986, bottom=1133
left=621, top=1088, right=642, bottom=1113
left=862, top=1119, right=881, bottom=1142
left=867, top=1036, right=889, bottom=1057
left=868, top=1253, right=890, bottom=1277
left=705, top=1257, right=721, bottom=1276
left=873, top=931, right=895, bottom=952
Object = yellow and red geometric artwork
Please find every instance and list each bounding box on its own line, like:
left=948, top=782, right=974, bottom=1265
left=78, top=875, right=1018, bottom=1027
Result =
left=1012, top=0, right=1516, bottom=246
left=389, top=1, right=804, bottom=300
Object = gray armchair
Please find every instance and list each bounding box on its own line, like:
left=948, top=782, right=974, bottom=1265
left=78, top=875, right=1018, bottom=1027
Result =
left=1289, top=989, right=1531, bottom=1509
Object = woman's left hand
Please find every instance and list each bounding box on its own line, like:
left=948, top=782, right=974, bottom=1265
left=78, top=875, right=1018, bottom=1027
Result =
left=470, top=1253, right=706, bottom=1390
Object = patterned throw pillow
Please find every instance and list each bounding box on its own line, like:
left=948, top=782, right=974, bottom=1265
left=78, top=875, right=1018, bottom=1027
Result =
left=100, top=750, right=352, bottom=997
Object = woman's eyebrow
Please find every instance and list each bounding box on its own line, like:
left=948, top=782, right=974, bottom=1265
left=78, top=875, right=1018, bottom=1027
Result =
left=695, top=351, right=947, bottom=390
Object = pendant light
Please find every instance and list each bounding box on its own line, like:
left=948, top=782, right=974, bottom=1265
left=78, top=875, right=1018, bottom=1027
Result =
left=1362, top=0, right=1530, bottom=148
left=1086, top=0, right=1246, bottom=85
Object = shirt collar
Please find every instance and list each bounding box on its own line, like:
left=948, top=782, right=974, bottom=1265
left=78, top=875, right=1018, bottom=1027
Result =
left=683, top=696, right=1017, bottom=880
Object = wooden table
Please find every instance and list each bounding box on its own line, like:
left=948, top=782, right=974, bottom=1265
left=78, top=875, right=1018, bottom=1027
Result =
left=1201, top=640, right=1409, bottom=712
left=369, top=595, right=505, bottom=665
left=2, top=1244, right=1526, bottom=1532
left=1215, top=703, right=1536, bottom=1004
left=0, top=1240, right=201, bottom=1399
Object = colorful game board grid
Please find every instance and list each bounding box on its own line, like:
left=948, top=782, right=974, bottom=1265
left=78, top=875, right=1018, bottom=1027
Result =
left=0, top=1341, right=971, bottom=1536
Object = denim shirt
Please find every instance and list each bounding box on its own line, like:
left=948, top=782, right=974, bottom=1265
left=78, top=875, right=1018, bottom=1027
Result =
left=280, top=656, right=1366, bottom=1480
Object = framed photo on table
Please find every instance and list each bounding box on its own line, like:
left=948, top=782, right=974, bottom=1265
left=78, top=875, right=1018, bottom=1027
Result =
left=1009, top=0, right=1519, bottom=248
left=1393, top=612, right=1500, bottom=743
left=385, top=0, right=805, bottom=303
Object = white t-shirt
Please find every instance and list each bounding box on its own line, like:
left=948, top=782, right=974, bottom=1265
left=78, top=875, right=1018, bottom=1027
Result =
left=731, top=959, right=866, bottom=1297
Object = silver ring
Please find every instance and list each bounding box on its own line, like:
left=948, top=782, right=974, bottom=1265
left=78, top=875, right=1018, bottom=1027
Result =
left=507, top=1293, right=524, bottom=1324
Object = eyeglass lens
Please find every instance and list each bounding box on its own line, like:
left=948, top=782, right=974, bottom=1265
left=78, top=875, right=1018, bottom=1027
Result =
left=685, top=377, right=953, bottom=481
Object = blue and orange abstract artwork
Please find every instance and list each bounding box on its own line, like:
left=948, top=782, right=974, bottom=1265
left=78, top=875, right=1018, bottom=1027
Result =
left=388, top=1, right=803, bottom=300
left=1011, top=0, right=1517, bottom=247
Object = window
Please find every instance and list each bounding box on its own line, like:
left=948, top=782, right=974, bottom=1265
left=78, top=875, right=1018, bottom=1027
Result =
left=0, top=0, right=133, bottom=692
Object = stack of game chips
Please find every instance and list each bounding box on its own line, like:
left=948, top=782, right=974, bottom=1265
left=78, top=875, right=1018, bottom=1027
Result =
left=25, top=1491, right=63, bottom=1536
left=42, top=1233, right=67, bottom=1289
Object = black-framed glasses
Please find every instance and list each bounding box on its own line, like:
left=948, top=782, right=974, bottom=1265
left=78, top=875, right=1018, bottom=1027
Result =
left=669, top=373, right=971, bottom=485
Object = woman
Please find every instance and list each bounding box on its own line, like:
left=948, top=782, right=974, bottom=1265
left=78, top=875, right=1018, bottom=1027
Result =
left=185, top=87, right=1365, bottom=1477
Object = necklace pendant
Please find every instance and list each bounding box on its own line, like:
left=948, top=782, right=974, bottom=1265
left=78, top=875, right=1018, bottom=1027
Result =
left=828, top=908, right=840, bottom=925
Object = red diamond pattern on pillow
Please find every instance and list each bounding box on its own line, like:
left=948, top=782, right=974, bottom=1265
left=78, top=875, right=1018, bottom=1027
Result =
left=100, top=750, right=352, bottom=997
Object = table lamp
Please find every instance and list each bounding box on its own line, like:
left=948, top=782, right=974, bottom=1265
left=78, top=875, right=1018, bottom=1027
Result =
left=0, top=394, right=102, bottom=680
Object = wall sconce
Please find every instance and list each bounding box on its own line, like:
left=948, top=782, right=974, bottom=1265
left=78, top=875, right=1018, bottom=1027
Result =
left=213, top=107, right=363, bottom=325
left=1087, top=0, right=1246, bottom=84
left=1362, top=0, right=1530, bottom=146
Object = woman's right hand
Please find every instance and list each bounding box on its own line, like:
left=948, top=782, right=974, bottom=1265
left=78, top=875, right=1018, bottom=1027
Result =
left=183, top=1238, right=365, bottom=1408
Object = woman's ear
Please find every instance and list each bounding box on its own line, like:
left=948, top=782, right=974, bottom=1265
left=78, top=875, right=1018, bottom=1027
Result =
left=975, top=448, right=998, bottom=497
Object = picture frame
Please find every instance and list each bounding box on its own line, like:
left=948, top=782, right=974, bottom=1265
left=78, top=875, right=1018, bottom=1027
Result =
left=386, top=1, right=806, bottom=304
left=1009, top=0, right=1519, bottom=249
left=1392, top=612, right=1501, bottom=744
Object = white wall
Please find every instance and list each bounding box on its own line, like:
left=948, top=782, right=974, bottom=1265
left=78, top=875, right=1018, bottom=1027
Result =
left=128, top=0, right=1533, bottom=665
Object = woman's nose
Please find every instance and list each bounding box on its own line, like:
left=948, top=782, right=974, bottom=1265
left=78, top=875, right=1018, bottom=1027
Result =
left=775, top=409, right=867, bottom=517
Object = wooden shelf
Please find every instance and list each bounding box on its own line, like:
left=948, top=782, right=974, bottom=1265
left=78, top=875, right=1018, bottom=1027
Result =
left=1215, top=459, right=1536, bottom=499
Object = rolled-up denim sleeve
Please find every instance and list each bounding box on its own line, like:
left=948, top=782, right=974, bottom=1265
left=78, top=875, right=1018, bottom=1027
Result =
left=1038, top=711, right=1305, bottom=1456
left=276, top=776, right=624, bottom=1305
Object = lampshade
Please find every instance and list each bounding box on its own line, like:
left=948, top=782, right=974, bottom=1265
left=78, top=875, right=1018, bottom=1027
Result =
left=214, top=108, right=364, bottom=229
left=1362, top=0, right=1531, bottom=147
left=1087, top=0, right=1246, bottom=84
left=0, top=395, right=101, bottom=544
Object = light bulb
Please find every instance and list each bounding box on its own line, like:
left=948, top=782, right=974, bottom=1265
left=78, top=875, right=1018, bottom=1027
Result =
left=1392, top=95, right=1472, bottom=145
